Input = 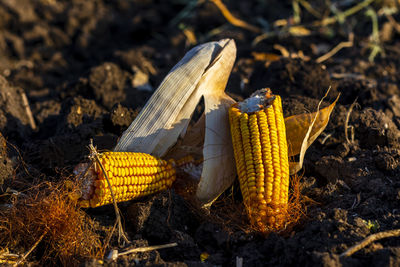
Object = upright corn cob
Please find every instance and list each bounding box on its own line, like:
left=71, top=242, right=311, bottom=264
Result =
left=229, top=88, right=289, bottom=231
left=75, top=152, right=177, bottom=208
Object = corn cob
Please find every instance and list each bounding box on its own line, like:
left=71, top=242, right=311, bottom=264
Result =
left=229, top=88, right=289, bottom=231
left=75, top=152, right=177, bottom=208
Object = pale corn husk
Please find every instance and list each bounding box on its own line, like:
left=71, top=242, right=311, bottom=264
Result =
left=114, top=39, right=237, bottom=205
left=194, top=43, right=237, bottom=204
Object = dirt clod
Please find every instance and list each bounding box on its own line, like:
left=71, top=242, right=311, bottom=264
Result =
left=354, top=108, right=400, bottom=149
left=89, top=63, right=131, bottom=109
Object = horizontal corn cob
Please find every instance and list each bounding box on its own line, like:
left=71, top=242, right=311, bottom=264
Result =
left=229, top=88, right=289, bottom=232
left=75, top=152, right=177, bottom=208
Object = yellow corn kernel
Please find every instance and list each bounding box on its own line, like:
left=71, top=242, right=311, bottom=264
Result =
left=229, top=89, right=289, bottom=232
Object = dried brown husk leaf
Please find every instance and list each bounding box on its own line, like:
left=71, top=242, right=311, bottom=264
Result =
left=286, top=91, right=340, bottom=174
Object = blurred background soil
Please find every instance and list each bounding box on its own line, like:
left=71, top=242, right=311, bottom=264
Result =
left=1, top=0, right=400, bottom=266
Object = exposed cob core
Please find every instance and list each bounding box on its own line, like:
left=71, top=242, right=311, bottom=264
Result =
left=74, top=152, right=176, bottom=208
left=229, top=88, right=289, bottom=231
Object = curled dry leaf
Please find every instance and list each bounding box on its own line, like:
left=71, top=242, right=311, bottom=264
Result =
left=114, top=39, right=237, bottom=206
left=285, top=91, right=340, bottom=174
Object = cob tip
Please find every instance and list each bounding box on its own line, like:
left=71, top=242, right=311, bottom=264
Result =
left=237, top=88, right=276, bottom=113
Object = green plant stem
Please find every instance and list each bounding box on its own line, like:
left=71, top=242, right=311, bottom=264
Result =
left=318, top=0, right=376, bottom=26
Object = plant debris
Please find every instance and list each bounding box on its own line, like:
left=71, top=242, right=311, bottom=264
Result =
left=0, top=180, right=104, bottom=265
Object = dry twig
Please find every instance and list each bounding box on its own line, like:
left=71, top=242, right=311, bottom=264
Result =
left=88, top=141, right=130, bottom=245
left=20, top=91, right=37, bottom=131
left=297, top=0, right=321, bottom=18
left=316, top=33, right=354, bottom=63
left=340, top=229, right=400, bottom=257
left=13, top=231, right=47, bottom=266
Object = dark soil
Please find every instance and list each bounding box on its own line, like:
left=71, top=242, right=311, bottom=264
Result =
left=1, top=0, right=400, bottom=266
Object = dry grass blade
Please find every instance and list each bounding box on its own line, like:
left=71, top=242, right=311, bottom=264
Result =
left=210, top=0, right=261, bottom=33
left=0, top=249, right=19, bottom=265
left=345, top=98, right=358, bottom=144
left=107, top=242, right=178, bottom=261
left=119, top=242, right=178, bottom=256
